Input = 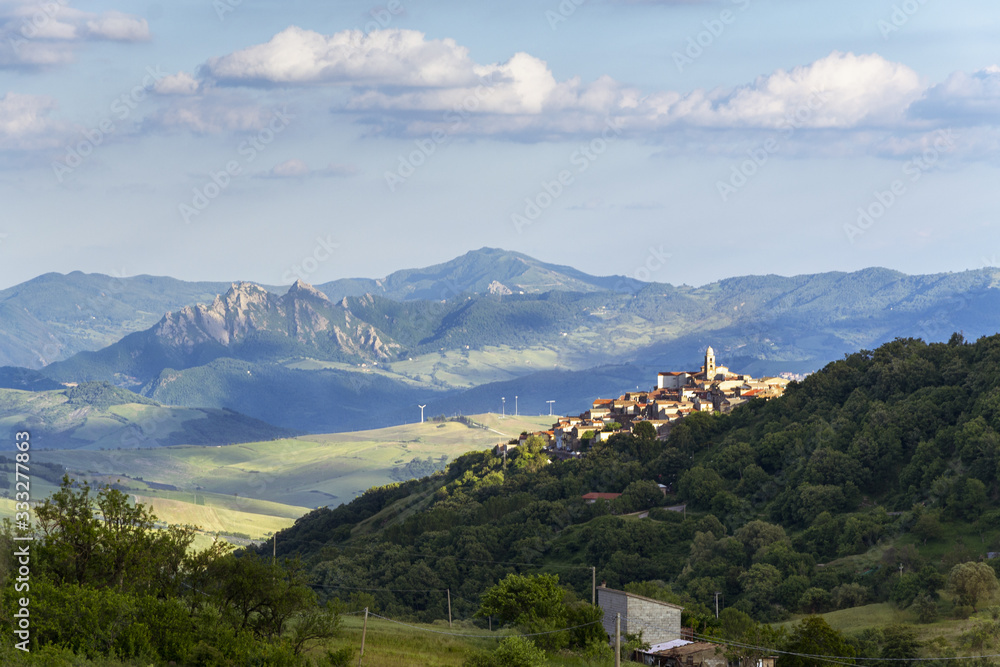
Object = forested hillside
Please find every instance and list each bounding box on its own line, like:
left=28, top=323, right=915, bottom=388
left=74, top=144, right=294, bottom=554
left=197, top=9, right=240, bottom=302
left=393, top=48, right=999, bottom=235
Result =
left=265, top=334, right=1000, bottom=629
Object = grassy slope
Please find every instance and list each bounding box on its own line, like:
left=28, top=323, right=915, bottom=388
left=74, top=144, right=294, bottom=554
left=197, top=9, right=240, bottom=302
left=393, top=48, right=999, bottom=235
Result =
left=779, top=601, right=995, bottom=649
left=30, top=414, right=551, bottom=542
left=313, top=615, right=618, bottom=667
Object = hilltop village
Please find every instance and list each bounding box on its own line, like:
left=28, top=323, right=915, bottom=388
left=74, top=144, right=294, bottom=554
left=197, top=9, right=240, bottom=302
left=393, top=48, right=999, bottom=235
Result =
left=513, top=347, right=789, bottom=455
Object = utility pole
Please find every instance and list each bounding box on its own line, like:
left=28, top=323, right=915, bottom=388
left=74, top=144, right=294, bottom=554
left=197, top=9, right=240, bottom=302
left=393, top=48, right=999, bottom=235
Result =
left=615, top=613, right=621, bottom=667
left=547, top=400, right=555, bottom=416
left=447, top=589, right=452, bottom=628
left=715, top=591, right=720, bottom=619
left=358, top=607, right=369, bottom=666
left=592, top=567, right=596, bottom=605
left=273, top=533, right=276, bottom=562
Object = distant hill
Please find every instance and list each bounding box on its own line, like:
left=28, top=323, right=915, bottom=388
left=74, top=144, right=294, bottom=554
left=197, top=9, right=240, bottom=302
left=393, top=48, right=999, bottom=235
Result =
left=0, top=382, right=297, bottom=449
left=0, top=366, right=63, bottom=391
left=315, top=247, right=629, bottom=301
left=0, top=272, right=238, bottom=369
left=11, top=253, right=1000, bottom=432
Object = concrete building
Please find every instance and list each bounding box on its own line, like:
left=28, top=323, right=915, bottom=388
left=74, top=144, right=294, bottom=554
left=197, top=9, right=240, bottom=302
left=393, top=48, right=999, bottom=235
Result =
left=597, top=586, right=683, bottom=646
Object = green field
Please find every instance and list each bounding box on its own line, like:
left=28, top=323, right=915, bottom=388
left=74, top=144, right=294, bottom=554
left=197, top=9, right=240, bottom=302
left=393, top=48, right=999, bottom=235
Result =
left=779, top=601, right=993, bottom=648
left=313, top=614, right=618, bottom=667
left=29, top=414, right=552, bottom=543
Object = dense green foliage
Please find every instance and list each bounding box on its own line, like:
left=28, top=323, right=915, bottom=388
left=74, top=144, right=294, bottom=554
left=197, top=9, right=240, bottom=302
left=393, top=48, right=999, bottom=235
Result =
left=0, top=477, right=340, bottom=664
left=64, top=381, right=158, bottom=409
left=266, top=335, right=1000, bottom=632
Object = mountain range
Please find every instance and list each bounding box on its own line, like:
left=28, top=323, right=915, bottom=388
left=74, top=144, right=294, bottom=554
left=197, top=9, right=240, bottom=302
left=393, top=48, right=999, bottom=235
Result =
left=6, top=248, right=1000, bottom=434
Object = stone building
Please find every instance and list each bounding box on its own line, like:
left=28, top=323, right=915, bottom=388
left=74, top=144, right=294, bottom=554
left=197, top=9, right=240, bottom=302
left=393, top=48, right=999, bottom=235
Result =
left=597, top=586, right=683, bottom=646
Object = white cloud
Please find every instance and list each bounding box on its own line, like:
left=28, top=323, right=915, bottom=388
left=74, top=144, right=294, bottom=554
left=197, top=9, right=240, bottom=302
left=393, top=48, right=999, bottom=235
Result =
left=205, top=26, right=480, bottom=87
left=154, top=71, right=201, bottom=96
left=690, top=51, right=925, bottom=129
left=910, top=67, right=1000, bottom=124
left=0, top=1, right=148, bottom=67
left=83, top=11, right=149, bottom=42
left=203, top=29, right=935, bottom=139
left=134, top=27, right=1000, bottom=157
left=0, top=92, right=71, bottom=149
left=146, top=96, right=278, bottom=134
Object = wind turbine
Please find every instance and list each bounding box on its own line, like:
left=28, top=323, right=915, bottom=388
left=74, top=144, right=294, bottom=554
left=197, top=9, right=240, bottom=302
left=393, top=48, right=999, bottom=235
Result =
left=547, top=400, right=555, bottom=416
left=501, top=397, right=505, bottom=418
left=418, top=405, right=426, bottom=423
left=515, top=395, right=518, bottom=416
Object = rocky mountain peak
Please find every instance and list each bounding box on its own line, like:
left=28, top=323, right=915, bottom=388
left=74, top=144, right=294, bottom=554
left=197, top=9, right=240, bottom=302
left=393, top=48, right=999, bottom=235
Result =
left=285, top=279, right=331, bottom=302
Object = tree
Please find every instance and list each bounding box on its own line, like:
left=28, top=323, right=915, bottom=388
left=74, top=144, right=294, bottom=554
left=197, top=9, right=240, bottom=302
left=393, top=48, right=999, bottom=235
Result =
left=738, top=563, right=783, bottom=619
left=879, top=624, right=921, bottom=667
left=948, top=562, right=1000, bottom=610
left=617, top=480, right=665, bottom=513
left=205, top=552, right=317, bottom=640
left=799, top=588, right=831, bottom=614
left=34, top=476, right=195, bottom=594
left=678, top=467, right=725, bottom=509
left=735, top=520, right=788, bottom=558
left=633, top=421, right=657, bottom=440
left=720, top=608, right=786, bottom=667
left=512, top=436, right=548, bottom=472
left=779, top=616, right=855, bottom=667
left=464, top=636, right=547, bottom=667
left=477, top=573, right=568, bottom=650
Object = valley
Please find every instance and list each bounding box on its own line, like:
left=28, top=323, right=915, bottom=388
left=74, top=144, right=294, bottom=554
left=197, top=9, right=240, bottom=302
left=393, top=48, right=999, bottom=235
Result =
left=20, top=413, right=552, bottom=545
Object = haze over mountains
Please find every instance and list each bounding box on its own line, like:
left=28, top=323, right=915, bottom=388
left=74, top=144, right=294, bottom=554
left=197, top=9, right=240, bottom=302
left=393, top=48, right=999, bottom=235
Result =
left=5, top=248, right=1000, bottom=435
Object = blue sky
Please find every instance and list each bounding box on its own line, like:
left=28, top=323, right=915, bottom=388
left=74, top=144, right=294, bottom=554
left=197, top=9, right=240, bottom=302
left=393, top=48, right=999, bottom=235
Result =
left=1, top=0, right=999, bottom=289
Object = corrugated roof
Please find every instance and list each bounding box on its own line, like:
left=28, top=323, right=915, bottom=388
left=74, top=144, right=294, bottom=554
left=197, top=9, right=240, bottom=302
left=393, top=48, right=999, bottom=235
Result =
left=649, top=640, right=693, bottom=653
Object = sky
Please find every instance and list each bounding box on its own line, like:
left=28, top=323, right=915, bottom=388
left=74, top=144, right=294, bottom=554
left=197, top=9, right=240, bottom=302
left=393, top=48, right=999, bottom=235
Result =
left=1, top=0, right=999, bottom=290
